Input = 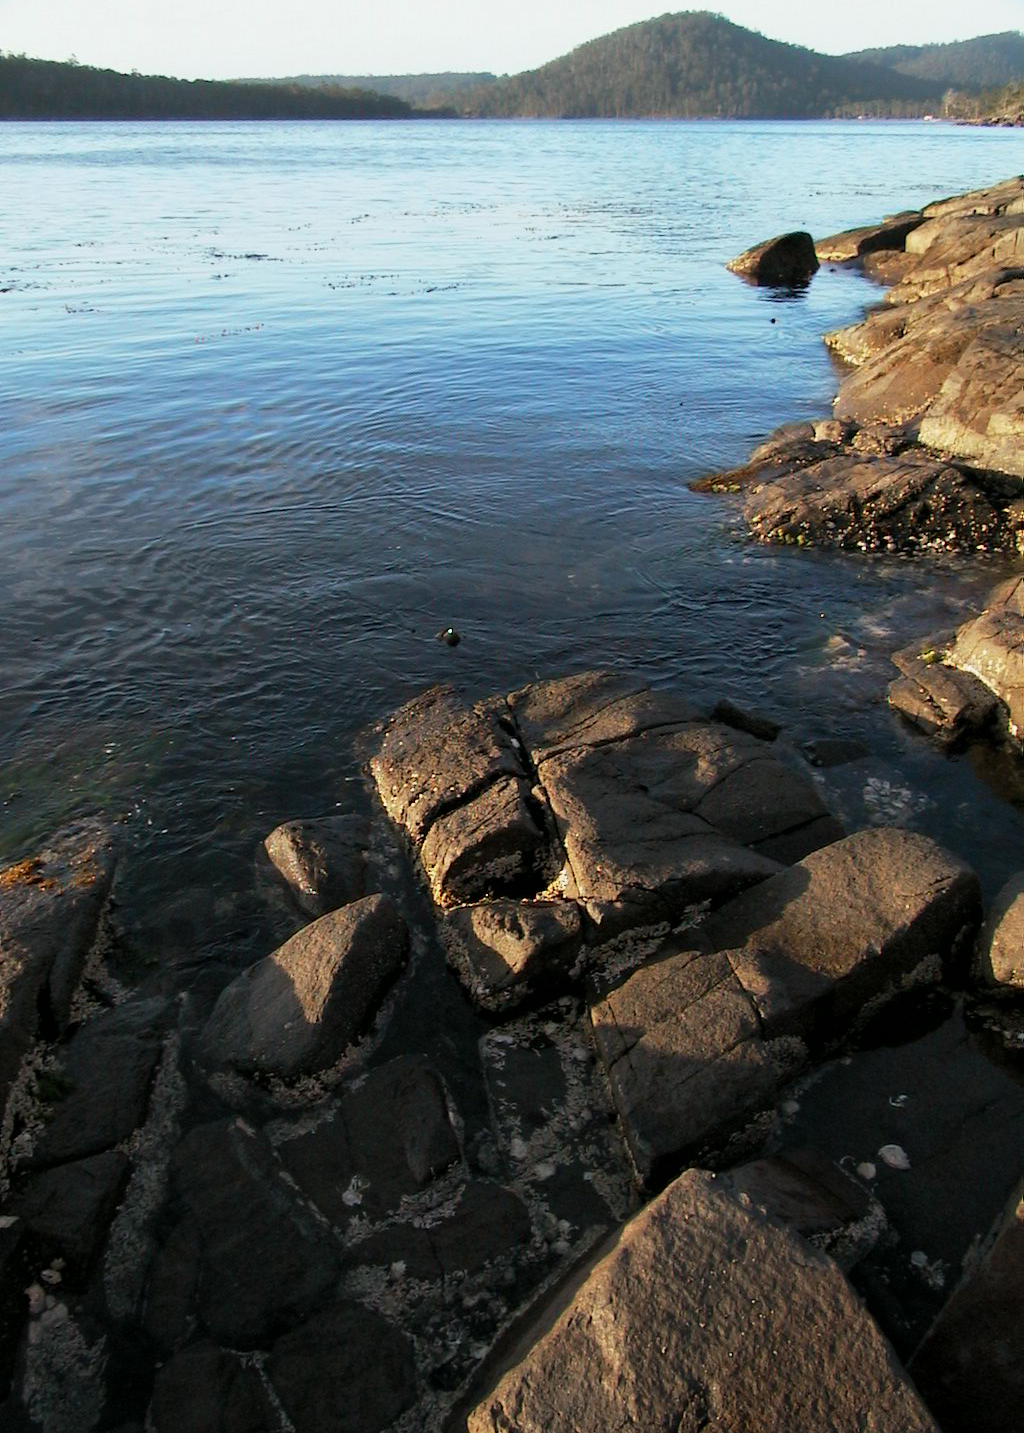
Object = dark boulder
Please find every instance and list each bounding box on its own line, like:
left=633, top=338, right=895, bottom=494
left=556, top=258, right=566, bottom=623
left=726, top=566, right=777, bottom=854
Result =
left=263, top=814, right=367, bottom=917
left=727, top=231, right=819, bottom=286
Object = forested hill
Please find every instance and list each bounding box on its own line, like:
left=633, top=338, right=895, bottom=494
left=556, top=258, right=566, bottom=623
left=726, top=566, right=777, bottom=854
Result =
left=845, top=32, right=1024, bottom=91
left=269, top=72, right=496, bottom=106
left=459, top=12, right=942, bottom=118
left=0, top=54, right=420, bottom=120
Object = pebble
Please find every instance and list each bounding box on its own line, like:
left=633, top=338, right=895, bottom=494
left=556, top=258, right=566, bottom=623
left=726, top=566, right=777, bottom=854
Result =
left=856, top=1162, right=877, bottom=1181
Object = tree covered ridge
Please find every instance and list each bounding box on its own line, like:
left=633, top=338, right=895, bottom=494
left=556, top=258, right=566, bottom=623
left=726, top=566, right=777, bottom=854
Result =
left=844, top=32, right=1024, bottom=91
left=0, top=53, right=423, bottom=120
left=455, top=12, right=946, bottom=119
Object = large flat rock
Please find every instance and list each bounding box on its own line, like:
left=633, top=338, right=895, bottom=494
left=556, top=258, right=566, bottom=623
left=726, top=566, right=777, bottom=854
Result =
left=705, top=828, right=981, bottom=1045
left=201, top=893, right=408, bottom=1077
left=0, top=821, right=115, bottom=1119
left=467, top=1168, right=938, bottom=1432
left=537, top=717, right=839, bottom=936
left=815, top=210, right=924, bottom=263
left=507, top=670, right=701, bottom=763
left=590, top=946, right=774, bottom=1184
left=888, top=635, right=999, bottom=748
left=889, top=212, right=1024, bottom=303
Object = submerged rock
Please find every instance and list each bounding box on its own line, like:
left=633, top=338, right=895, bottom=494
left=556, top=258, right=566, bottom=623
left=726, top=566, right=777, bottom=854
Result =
left=263, top=813, right=368, bottom=918
left=201, top=894, right=408, bottom=1078
left=467, top=1168, right=938, bottom=1432
left=726, top=230, right=819, bottom=286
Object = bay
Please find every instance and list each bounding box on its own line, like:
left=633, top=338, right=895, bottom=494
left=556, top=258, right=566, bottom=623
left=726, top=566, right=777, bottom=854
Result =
left=1, top=118, right=1022, bottom=967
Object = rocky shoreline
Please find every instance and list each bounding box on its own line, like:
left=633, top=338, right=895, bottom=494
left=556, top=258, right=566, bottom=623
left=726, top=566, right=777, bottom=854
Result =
left=1, top=177, right=1023, bottom=1431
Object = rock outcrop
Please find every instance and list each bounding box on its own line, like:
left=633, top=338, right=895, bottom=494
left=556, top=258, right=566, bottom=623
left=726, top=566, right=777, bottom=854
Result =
left=701, top=177, right=1024, bottom=553
left=468, top=1168, right=938, bottom=1432
left=201, top=893, right=408, bottom=1077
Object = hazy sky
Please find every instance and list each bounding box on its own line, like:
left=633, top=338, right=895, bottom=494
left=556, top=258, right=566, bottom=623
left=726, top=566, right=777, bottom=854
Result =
left=2, top=1, right=1023, bottom=79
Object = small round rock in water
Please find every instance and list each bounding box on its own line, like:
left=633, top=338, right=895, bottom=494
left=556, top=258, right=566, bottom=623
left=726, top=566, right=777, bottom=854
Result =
left=878, top=1144, right=911, bottom=1171
left=436, top=627, right=460, bottom=647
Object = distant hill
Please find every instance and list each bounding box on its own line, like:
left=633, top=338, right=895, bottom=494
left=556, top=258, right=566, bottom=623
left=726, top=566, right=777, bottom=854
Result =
left=0, top=53, right=419, bottom=119
left=845, top=32, right=1024, bottom=91
left=456, top=12, right=941, bottom=118
left=270, top=72, right=496, bottom=107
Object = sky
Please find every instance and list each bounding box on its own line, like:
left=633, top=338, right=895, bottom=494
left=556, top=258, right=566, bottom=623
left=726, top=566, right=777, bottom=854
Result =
left=2, top=1, right=1023, bottom=80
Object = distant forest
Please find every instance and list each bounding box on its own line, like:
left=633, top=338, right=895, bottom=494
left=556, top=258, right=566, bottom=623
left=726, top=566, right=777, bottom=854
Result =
left=0, top=54, right=424, bottom=120
left=3, top=14, right=1024, bottom=123
left=264, top=72, right=495, bottom=107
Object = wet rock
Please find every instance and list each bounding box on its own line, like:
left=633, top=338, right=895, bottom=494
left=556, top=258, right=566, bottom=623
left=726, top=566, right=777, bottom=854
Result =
left=705, top=828, right=981, bottom=1046
left=20, top=1151, right=128, bottom=1282
left=467, top=1168, right=938, bottom=1433
left=0, top=821, right=115, bottom=1120
left=537, top=717, right=838, bottom=938
left=277, top=1055, right=459, bottom=1226
left=263, top=813, right=367, bottom=918
left=201, top=894, right=408, bottom=1078
left=170, top=1119, right=338, bottom=1348
left=743, top=448, right=1011, bottom=554
left=419, top=775, right=551, bottom=907
left=369, top=685, right=523, bottom=844
left=267, top=1303, right=417, bottom=1433
left=690, top=429, right=841, bottom=494
left=889, top=637, right=999, bottom=748
left=800, top=736, right=870, bottom=768
left=909, top=1179, right=1024, bottom=1433
left=441, top=898, right=583, bottom=1013
left=590, top=946, right=774, bottom=1184
left=918, top=327, right=1024, bottom=478
left=728, top=1147, right=881, bottom=1270
left=726, top=230, right=819, bottom=286
left=28, top=999, right=166, bottom=1170
left=815, top=211, right=924, bottom=263
left=948, top=576, right=1024, bottom=739
left=976, top=873, right=1024, bottom=990
left=350, top=1180, right=532, bottom=1280
left=149, top=1341, right=277, bottom=1433
left=922, top=175, right=1024, bottom=222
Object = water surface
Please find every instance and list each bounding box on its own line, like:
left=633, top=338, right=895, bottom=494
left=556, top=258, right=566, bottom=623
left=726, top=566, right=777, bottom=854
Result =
left=2, top=118, right=1022, bottom=967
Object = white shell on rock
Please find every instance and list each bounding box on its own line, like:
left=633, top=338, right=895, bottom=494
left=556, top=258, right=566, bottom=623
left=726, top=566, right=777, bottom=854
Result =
left=878, top=1144, right=911, bottom=1170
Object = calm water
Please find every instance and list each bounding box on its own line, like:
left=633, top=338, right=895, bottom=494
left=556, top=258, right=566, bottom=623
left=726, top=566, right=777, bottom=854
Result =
left=2, top=119, right=1023, bottom=971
